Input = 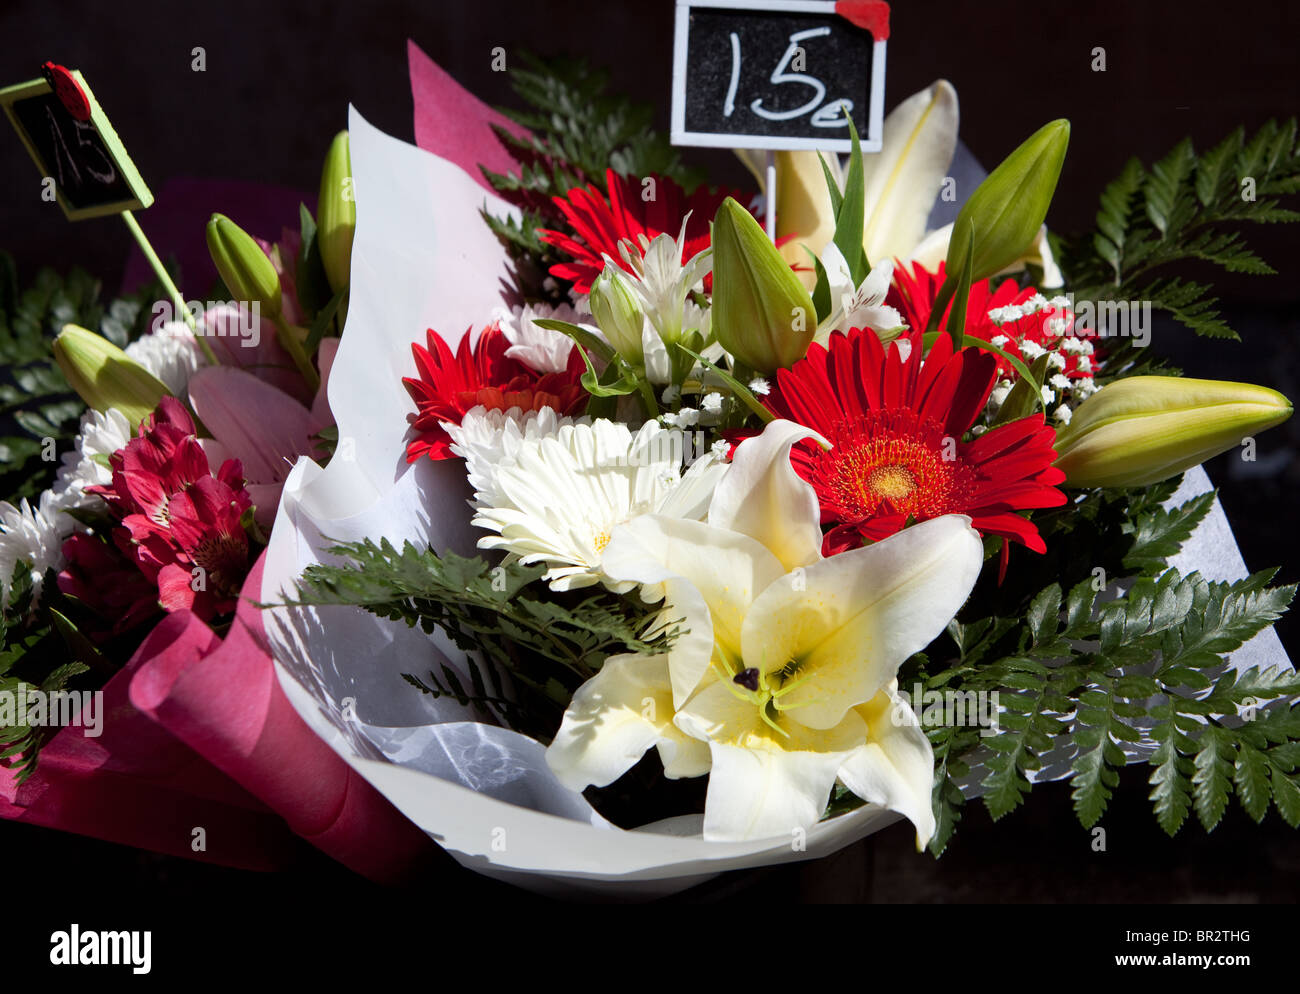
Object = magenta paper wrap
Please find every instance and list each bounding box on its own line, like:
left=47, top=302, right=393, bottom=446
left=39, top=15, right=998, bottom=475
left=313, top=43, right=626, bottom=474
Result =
left=127, top=554, right=438, bottom=884
left=408, top=39, right=526, bottom=189
left=0, top=608, right=300, bottom=870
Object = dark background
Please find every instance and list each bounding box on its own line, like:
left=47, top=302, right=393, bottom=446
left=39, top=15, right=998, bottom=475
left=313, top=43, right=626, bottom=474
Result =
left=0, top=0, right=1297, bottom=905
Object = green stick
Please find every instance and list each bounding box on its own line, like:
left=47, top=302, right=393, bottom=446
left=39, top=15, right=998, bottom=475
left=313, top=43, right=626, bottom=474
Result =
left=120, top=209, right=218, bottom=363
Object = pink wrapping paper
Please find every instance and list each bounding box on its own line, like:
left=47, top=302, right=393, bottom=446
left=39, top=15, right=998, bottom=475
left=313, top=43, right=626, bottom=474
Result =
left=408, top=39, right=527, bottom=191
left=5, top=41, right=540, bottom=882
left=128, top=554, right=439, bottom=885
left=0, top=611, right=301, bottom=870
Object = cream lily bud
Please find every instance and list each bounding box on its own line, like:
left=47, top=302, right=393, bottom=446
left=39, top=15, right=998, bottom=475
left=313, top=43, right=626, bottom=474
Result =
left=589, top=264, right=646, bottom=362
left=53, top=324, right=170, bottom=429
left=318, top=130, right=355, bottom=295
left=946, top=119, right=1070, bottom=284
left=1054, top=375, right=1293, bottom=488
left=711, top=196, right=817, bottom=374
left=206, top=213, right=282, bottom=318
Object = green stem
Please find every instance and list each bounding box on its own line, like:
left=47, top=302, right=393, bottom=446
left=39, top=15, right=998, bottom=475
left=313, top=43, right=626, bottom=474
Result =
left=272, top=312, right=320, bottom=393
left=120, top=210, right=219, bottom=364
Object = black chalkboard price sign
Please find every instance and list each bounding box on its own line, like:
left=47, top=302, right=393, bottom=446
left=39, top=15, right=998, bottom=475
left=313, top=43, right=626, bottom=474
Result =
left=0, top=64, right=153, bottom=220
left=671, top=0, right=888, bottom=153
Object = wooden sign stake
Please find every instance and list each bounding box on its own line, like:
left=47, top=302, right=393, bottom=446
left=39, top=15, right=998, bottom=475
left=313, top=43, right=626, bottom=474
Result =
left=764, top=150, right=777, bottom=242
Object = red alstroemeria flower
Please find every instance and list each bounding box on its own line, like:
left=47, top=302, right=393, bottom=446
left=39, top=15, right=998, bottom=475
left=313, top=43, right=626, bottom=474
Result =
left=889, top=261, right=1097, bottom=382
left=88, top=396, right=254, bottom=621
left=402, top=324, right=587, bottom=462
left=538, top=169, right=744, bottom=293
left=765, top=327, right=1067, bottom=574
left=57, top=531, right=161, bottom=638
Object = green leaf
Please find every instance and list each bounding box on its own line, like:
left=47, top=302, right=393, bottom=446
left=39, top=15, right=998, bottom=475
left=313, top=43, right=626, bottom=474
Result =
left=832, top=116, right=867, bottom=285
left=943, top=221, right=975, bottom=350
left=1123, top=490, right=1216, bottom=575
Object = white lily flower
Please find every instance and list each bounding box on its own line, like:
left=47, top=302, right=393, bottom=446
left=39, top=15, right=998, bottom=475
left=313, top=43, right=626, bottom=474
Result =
left=546, top=420, right=984, bottom=845
left=610, top=223, right=712, bottom=348
left=469, top=418, right=728, bottom=591
left=815, top=245, right=906, bottom=343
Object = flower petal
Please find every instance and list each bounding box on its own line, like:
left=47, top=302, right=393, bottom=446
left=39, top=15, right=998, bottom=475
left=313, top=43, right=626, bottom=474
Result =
left=860, top=80, right=959, bottom=264
left=545, top=653, right=708, bottom=792
left=743, top=515, right=983, bottom=730
left=602, top=515, right=785, bottom=708
left=677, top=683, right=868, bottom=842
left=838, top=683, right=938, bottom=850
left=708, top=419, right=827, bottom=571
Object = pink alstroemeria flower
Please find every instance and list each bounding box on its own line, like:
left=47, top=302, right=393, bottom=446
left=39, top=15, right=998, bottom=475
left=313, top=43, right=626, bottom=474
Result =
left=188, top=338, right=336, bottom=529
left=89, top=396, right=253, bottom=621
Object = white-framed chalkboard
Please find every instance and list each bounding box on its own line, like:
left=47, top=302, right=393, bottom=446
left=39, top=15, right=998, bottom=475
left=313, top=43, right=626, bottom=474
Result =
left=671, top=0, right=887, bottom=153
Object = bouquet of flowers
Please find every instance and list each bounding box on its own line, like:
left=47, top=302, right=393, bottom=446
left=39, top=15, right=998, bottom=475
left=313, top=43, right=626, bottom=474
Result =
left=3, top=39, right=1298, bottom=897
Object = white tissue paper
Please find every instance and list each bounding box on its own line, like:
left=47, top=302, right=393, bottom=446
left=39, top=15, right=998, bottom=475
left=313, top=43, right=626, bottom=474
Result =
left=261, top=108, right=1292, bottom=898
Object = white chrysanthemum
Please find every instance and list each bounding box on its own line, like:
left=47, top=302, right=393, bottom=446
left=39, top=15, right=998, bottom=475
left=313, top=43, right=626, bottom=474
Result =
left=124, top=320, right=205, bottom=396
left=470, top=419, right=729, bottom=591
left=494, top=302, right=596, bottom=374
left=0, top=492, right=69, bottom=606
left=48, top=407, right=133, bottom=513
left=448, top=405, right=580, bottom=508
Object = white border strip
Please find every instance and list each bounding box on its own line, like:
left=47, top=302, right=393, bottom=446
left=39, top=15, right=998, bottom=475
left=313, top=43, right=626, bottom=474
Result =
left=671, top=0, right=885, bottom=153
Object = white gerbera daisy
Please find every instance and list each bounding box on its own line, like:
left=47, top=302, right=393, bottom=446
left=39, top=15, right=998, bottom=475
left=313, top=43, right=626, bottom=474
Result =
left=470, top=419, right=728, bottom=591
left=448, top=405, right=580, bottom=508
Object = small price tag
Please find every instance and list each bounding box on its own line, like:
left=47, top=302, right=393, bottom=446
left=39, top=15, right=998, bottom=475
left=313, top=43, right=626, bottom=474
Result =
left=671, top=0, right=888, bottom=153
left=0, top=63, right=153, bottom=220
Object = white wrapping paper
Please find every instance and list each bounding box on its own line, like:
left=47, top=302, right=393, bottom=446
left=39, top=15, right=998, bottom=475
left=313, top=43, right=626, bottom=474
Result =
left=261, top=109, right=1292, bottom=898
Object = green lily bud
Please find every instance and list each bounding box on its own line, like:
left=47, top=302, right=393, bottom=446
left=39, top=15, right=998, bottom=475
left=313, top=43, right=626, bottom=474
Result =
left=589, top=264, right=647, bottom=362
left=206, top=213, right=282, bottom=318
left=317, top=130, right=355, bottom=295
left=53, top=324, right=170, bottom=429
left=1054, top=376, right=1292, bottom=488
left=711, top=197, right=816, bottom=374
left=947, top=119, right=1070, bottom=283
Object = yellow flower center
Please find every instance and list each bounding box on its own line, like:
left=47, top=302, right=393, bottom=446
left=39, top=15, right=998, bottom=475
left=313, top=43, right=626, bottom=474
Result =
left=867, top=464, right=916, bottom=501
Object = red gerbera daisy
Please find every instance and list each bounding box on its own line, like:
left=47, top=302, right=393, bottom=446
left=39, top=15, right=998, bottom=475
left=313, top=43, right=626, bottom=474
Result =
left=538, top=169, right=744, bottom=293
left=889, top=261, right=1097, bottom=383
left=402, top=324, right=587, bottom=462
left=765, top=327, right=1067, bottom=572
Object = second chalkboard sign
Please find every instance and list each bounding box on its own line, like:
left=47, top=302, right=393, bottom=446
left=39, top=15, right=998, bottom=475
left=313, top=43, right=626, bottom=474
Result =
left=671, top=0, right=888, bottom=153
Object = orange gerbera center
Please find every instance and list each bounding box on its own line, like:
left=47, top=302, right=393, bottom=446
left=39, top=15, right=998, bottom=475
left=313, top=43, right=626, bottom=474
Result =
left=813, top=412, right=978, bottom=522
